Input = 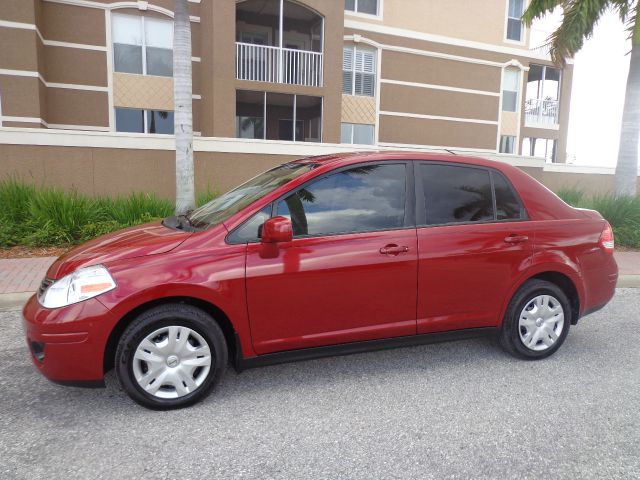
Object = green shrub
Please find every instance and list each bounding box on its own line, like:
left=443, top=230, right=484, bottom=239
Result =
left=98, top=193, right=173, bottom=225
left=28, top=188, right=104, bottom=243
left=555, top=187, right=585, bottom=207
left=613, top=226, right=640, bottom=249
left=583, top=194, right=640, bottom=230
left=197, top=186, right=218, bottom=207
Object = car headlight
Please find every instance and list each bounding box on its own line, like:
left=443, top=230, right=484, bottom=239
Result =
left=38, top=265, right=116, bottom=309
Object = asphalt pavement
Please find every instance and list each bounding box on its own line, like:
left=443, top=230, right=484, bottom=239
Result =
left=1, top=290, right=639, bottom=479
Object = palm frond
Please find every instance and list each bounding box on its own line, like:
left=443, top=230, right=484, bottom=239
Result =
left=541, top=0, right=611, bottom=65
left=522, top=0, right=564, bottom=25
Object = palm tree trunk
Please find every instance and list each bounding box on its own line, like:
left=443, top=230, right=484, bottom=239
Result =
left=614, top=16, right=640, bottom=196
left=173, top=0, right=195, bottom=215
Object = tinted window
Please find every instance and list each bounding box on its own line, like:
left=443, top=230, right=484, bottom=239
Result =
left=493, top=173, right=524, bottom=220
left=277, top=163, right=406, bottom=237
left=115, top=108, right=144, bottom=133
left=114, top=44, right=143, bottom=74
left=420, top=164, right=493, bottom=225
left=187, top=163, right=314, bottom=228
left=147, top=110, right=174, bottom=134
left=228, top=206, right=271, bottom=243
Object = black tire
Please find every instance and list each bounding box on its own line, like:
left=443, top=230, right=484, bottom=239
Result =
left=115, top=304, right=227, bottom=410
left=499, top=279, right=571, bottom=360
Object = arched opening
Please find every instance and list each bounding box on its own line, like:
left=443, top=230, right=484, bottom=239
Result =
left=235, top=0, right=324, bottom=86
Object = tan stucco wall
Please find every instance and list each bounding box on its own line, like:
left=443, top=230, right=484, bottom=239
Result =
left=348, top=0, right=531, bottom=49
left=2, top=145, right=636, bottom=200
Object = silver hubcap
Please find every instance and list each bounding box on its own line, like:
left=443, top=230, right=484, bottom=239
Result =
left=518, top=295, right=565, bottom=351
left=133, top=326, right=212, bottom=399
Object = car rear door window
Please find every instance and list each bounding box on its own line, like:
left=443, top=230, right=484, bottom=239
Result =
left=493, top=172, right=525, bottom=220
left=276, top=163, right=407, bottom=237
left=419, top=164, right=494, bottom=225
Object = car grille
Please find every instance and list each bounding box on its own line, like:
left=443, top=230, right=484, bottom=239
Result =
left=37, top=277, right=54, bottom=300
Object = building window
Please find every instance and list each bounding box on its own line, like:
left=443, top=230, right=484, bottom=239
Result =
left=525, top=64, right=561, bottom=126
left=502, top=69, right=520, bottom=112
left=115, top=108, right=174, bottom=134
left=343, top=46, right=376, bottom=96
left=344, top=0, right=379, bottom=16
left=506, top=0, right=525, bottom=41
left=499, top=135, right=516, bottom=154
left=236, top=90, right=322, bottom=142
left=341, top=123, right=375, bottom=145
left=112, top=13, right=173, bottom=77
left=523, top=137, right=557, bottom=162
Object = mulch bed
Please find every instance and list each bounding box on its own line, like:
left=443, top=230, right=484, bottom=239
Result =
left=0, top=246, right=71, bottom=259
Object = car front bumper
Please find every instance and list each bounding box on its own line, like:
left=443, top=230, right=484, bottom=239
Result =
left=22, top=294, right=117, bottom=386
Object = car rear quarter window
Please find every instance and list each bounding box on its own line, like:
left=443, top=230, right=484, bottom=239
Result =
left=419, top=164, right=494, bottom=225
left=276, top=163, right=406, bottom=237
left=493, top=172, right=525, bottom=220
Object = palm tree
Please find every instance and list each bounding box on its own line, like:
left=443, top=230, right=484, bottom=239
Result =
left=523, top=0, right=639, bottom=196
left=173, top=0, right=195, bottom=215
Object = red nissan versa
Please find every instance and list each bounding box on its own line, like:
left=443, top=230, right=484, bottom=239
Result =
left=23, top=152, right=618, bottom=409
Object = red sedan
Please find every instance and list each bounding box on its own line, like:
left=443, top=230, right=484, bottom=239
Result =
left=23, top=152, right=618, bottom=409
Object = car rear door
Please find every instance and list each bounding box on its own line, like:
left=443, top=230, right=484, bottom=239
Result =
left=244, top=161, right=418, bottom=355
left=415, top=162, right=534, bottom=334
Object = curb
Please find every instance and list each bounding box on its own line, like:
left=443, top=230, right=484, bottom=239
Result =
left=1, top=277, right=640, bottom=311
left=0, top=292, right=33, bottom=312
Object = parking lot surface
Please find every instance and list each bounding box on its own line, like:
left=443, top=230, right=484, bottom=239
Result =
left=1, top=289, right=639, bottom=479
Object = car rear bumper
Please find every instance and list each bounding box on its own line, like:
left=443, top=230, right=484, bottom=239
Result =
left=22, top=294, right=116, bottom=386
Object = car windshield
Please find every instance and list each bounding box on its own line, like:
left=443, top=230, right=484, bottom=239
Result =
left=186, top=163, right=316, bottom=228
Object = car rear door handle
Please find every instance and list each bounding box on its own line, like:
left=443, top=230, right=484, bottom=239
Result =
left=380, top=244, right=409, bottom=255
left=504, top=234, right=529, bottom=244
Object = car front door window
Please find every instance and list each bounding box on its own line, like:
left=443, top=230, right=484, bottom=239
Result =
left=276, top=163, right=407, bottom=237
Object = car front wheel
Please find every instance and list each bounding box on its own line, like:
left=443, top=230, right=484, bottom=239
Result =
left=115, top=304, right=227, bottom=409
left=499, top=279, right=571, bottom=359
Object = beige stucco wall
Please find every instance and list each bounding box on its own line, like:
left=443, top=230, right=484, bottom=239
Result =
left=348, top=0, right=531, bottom=49
left=3, top=144, right=633, bottom=199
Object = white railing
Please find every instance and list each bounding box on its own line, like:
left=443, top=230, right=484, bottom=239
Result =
left=525, top=98, right=559, bottom=126
left=235, top=42, right=323, bottom=87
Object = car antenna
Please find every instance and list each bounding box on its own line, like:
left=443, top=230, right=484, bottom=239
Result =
left=444, top=149, right=457, bottom=155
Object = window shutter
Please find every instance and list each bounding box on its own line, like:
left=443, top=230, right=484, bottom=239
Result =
left=343, top=47, right=354, bottom=71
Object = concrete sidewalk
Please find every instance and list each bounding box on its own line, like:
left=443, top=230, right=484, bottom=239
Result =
left=1, top=252, right=640, bottom=310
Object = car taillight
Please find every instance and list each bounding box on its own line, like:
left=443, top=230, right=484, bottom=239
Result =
left=599, top=222, right=615, bottom=253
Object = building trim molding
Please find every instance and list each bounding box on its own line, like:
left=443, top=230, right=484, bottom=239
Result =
left=42, top=0, right=201, bottom=22
left=0, top=127, right=549, bottom=166
left=0, top=69, right=109, bottom=92
left=380, top=79, right=500, bottom=97
left=380, top=111, right=499, bottom=126
left=344, top=19, right=574, bottom=64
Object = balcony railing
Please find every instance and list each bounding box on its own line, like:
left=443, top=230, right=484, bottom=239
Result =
left=235, top=42, right=323, bottom=87
left=525, top=98, right=559, bottom=126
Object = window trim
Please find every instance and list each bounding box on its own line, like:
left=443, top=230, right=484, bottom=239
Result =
left=112, top=12, right=173, bottom=78
left=343, top=45, right=377, bottom=97
left=414, top=161, right=529, bottom=229
left=501, top=68, right=521, bottom=113
left=115, top=107, right=174, bottom=134
left=344, top=0, right=383, bottom=19
left=504, top=0, right=526, bottom=44
left=226, top=160, right=415, bottom=244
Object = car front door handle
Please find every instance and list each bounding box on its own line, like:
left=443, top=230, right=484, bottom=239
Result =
left=504, top=234, right=529, bottom=244
left=380, top=244, right=409, bottom=255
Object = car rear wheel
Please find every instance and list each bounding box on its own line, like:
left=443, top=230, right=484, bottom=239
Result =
left=115, top=304, right=227, bottom=409
left=499, top=279, right=571, bottom=359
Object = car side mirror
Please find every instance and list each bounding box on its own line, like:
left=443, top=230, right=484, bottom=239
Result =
left=261, top=216, right=293, bottom=243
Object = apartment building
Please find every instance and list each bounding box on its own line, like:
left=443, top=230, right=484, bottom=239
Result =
left=0, top=0, right=572, bottom=187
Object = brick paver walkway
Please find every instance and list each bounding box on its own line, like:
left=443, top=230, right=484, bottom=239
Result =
left=0, top=252, right=639, bottom=296
left=0, top=257, right=56, bottom=294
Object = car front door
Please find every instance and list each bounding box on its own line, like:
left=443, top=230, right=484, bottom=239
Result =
left=415, top=163, right=533, bottom=334
left=245, top=162, right=418, bottom=355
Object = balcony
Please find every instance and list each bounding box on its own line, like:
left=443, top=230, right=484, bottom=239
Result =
left=525, top=98, right=559, bottom=127
left=235, top=43, right=323, bottom=87
left=236, top=0, right=324, bottom=88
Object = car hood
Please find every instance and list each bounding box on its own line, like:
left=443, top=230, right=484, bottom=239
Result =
left=47, top=221, right=191, bottom=279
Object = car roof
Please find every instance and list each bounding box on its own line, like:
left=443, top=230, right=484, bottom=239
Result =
left=291, top=151, right=511, bottom=171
